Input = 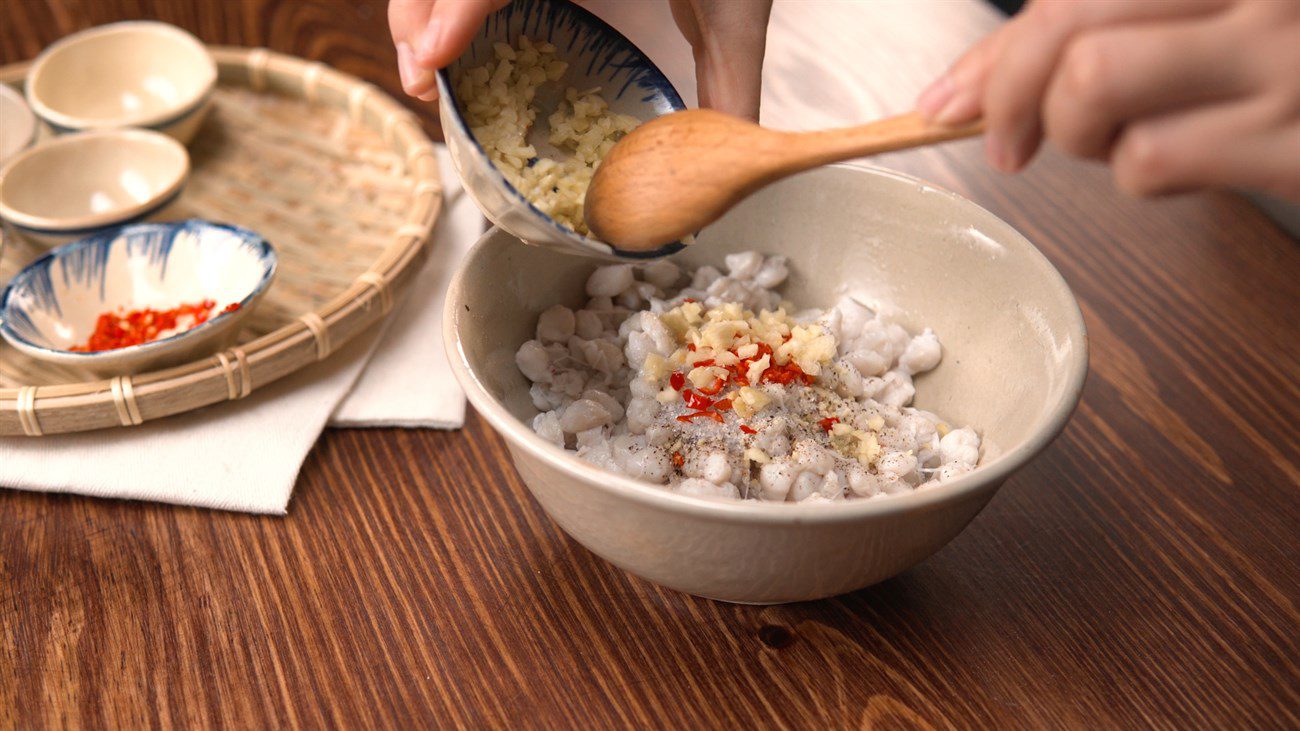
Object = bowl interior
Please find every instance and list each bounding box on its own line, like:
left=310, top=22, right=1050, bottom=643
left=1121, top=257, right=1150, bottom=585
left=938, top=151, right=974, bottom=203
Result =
left=444, top=0, right=684, bottom=144
left=0, top=131, right=187, bottom=222
left=1, top=220, right=273, bottom=351
left=452, top=164, right=1087, bottom=484
left=439, top=0, right=687, bottom=258
left=30, top=22, right=213, bottom=124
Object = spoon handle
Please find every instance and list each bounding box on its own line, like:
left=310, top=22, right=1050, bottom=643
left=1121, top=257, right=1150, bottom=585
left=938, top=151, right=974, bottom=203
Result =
left=793, top=112, right=984, bottom=167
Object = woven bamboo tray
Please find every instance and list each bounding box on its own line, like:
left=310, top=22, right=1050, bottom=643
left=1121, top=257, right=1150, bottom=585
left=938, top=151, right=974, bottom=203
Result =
left=0, top=47, right=441, bottom=436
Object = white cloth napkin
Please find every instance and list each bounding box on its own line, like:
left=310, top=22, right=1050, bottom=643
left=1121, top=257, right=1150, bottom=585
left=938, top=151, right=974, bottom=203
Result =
left=0, top=148, right=482, bottom=514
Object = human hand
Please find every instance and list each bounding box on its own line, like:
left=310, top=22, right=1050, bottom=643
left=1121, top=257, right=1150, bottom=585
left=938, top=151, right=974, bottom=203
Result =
left=668, top=0, right=773, bottom=121
left=388, top=0, right=773, bottom=120
left=388, top=0, right=509, bottom=101
left=916, top=0, right=1300, bottom=199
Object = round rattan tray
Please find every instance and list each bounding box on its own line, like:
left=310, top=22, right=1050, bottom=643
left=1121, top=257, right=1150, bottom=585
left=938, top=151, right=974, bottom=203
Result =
left=0, top=47, right=441, bottom=436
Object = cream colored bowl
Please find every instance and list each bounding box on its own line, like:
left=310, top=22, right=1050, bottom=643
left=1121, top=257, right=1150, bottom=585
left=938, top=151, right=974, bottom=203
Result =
left=0, top=83, right=37, bottom=167
left=445, top=164, right=1088, bottom=604
left=0, top=128, right=188, bottom=248
left=25, top=21, right=216, bottom=144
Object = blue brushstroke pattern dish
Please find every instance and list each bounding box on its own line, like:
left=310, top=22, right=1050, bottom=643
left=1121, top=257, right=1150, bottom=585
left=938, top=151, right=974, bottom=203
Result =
left=437, top=0, right=688, bottom=260
left=0, top=219, right=276, bottom=376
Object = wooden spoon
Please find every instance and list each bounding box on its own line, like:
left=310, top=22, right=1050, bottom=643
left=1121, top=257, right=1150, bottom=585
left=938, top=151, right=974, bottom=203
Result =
left=584, top=110, right=983, bottom=251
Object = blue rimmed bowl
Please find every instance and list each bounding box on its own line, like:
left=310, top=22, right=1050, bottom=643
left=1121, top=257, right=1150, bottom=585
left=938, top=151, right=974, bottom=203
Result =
left=25, top=21, right=217, bottom=144
left=0, top=219, right=276, bottom=376
left=0, top=128, right=189, bottom=249
left=437, top=0, right=688, bottom=260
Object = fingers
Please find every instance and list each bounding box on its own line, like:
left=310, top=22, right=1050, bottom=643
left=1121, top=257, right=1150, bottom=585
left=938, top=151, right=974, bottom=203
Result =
left=670, top=0, right=773, bottom=122
left=992, top=0, right=1233, bottom=171
left=919, top=0, right=1232, bottom=172
left=389, top=0, right=432, bottom=46
left=412, top=0, right=510, bottom=70
left=916, top=28, right=1006, bottom=126
left=389, top=0, right=508, bottom=101
left=1111, top=99, right=1300, bottom=199
left=1042, top=18, right=1251, bottom=161
left=390, top=0, right=437, bottom=99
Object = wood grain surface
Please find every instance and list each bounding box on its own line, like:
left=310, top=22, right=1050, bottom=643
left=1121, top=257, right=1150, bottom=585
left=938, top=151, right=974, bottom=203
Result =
left=2, top=1, right=1298, bottom=728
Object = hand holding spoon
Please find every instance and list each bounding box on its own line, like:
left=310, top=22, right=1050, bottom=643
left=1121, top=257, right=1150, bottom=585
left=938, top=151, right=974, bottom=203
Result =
left=584, top=110, right=983, bottom=252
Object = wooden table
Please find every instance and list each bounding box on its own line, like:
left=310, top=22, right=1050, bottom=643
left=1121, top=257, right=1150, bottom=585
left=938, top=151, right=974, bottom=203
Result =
left=3, top=2, right=1297, bottom=728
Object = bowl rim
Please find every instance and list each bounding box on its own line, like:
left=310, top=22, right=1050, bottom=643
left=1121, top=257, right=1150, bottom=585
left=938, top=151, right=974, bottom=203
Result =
left=24, top=20, right=218, bottom=132
left=0, top=128, right=190, bottom=231
left=445, top=162, right=1090, bottom=525
left=435, top=0, right=689, bottom=260
left=0, top=219, right=277, bottom=361
left=0, top=83, right=38, bottom=161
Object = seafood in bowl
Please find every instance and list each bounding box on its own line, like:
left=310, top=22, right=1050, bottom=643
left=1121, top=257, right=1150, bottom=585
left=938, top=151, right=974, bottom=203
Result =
left=445, top=164, right=1088, bottom=603
left=516, top=253, right=981, bottom=502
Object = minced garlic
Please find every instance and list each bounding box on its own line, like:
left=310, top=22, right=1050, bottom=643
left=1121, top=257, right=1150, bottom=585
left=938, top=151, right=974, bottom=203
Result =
left=745, top=354, right=771, bottom=385
left=687, top=365, right=727, bottom=389
left=776, top=324, right=836, bottom=375
left=733, top=386, right=771, bottom=418
left=642, top=353, right=669, bottom=380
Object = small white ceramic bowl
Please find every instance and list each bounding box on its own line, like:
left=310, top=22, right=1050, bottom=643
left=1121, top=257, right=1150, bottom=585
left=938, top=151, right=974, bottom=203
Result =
left=446, top=164, right=1089, bottom=604
left=0, top=83, right=37, bottom=167
left=25, top=21, right=217, bottom=144
left=437, top=0, right=688, bottom=260
left=0, top=219, right=276, bottom=376
left=0, top=128, right=189, bottom=248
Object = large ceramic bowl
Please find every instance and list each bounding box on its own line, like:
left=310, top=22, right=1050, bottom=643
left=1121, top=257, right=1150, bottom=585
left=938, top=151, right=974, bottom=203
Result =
left=437, top=0, right=687, bottom=260
left=0, top=128, right=189, bottom=248
left=25, top=21, right=217, bottom=144
left=445, top=164, right=1089, bottom=604
left=0, top=219, right=275, bottom=376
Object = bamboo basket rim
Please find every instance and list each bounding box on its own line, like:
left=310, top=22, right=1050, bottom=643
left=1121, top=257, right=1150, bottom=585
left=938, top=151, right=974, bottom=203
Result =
left=0, top=46, right=442, bottom=436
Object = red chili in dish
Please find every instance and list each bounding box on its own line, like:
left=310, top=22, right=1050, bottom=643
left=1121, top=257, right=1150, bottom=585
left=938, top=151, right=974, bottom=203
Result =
left=69, top=299, right=235, bottom=353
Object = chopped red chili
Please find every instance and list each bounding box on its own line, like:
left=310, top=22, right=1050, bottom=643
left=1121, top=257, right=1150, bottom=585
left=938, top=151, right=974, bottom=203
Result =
left=740, top=424, right=758, bottom=435
left=677, top=410, right=724, bottom=424
left=70, top=299, right=232, bottom=352
left=819, top=417, right=840, bottom=432
left=672, top=451, right=685, bottom=468
left=669, top=372, right=685, bottom=391
left=682, top=389, right=713, bottom=411
left=692, top=358, right=715, bottom=367
left=762, top=362, right=813, bottom=386
left=714, top=398, right=733, bottom=411
left=699, top=377, right=726, bottom=396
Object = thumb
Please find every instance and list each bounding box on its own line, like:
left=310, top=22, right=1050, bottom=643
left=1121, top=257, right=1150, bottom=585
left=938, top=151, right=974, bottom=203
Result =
left=412, top=0, right=510, bottom=69
left=670, top=0, right=772, bottom=122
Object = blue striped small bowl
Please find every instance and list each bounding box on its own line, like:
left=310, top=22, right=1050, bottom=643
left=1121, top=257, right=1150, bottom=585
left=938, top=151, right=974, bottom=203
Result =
left=0, top=219, right=276, bottom=375
left=437, top=0, right=687, bottom=260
